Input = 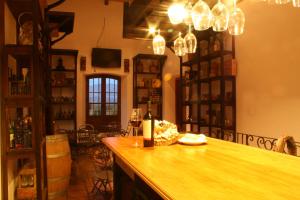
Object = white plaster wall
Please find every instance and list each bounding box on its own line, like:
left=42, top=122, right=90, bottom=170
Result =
left=236, top=1, right=300, bottom=141
left=52, top=0, right=179, bottom=129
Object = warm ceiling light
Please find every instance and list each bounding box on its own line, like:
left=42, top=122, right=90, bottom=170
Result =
left=184, top=25, right=197, bottom=53
left=153, top=30, right=166, bottom=55
left=149, top=26, right=156, bottom=35
left=192, top=0, right=212, bottom=31
left=228, top=6, right=245, bottom=35
left=211, top=0, right=229, bottom=32
left=174, top=32, right=186, bottom=56
left=168, top=3, right=186, bottom=25
left=184, top=1, right=193, bottom=25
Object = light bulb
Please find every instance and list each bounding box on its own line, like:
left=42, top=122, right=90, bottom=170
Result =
left=168, top=3, right=186, bottom=25
left=152, top=30, right=166, bottom=55
left=191, top=0, right=212, bottom=31
left=211, top=0, right=229, bottom=32
left=184, top=25, right=197, bottom=53
left=228, top=7, right=245, bottom=36
left=174, top=32, right=186, bottom=57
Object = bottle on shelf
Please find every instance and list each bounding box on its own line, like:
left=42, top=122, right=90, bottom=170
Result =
left=9, top=120, right=15, bottom=149
left=143, top=100, right=154, bottom=147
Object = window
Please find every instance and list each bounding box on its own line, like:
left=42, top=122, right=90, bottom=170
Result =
left=86, top=75, right=120, bottom=130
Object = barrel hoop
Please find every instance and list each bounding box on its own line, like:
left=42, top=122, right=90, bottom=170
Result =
left=47, top=152, right=70, bottom=159
left=48, top=190, right=67, bottom=200
left=46, top=134, right=68, bottom=142
left=48, top=176, right=70, bottom=183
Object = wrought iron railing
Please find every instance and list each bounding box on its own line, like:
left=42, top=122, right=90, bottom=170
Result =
left=236, top=132, right=300, bottom=156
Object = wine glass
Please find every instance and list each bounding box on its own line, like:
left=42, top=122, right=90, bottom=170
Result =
left=130, top=108, right=142, bottom=147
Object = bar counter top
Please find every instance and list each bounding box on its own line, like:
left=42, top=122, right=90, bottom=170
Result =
left=102, top=136, right=300, bottom=200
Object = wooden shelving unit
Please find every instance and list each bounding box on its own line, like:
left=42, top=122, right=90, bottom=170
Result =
left=133, top=54, right=167, bottom=119
left=49, top=49, right=78, bottom=134
left=1, top=0, right=48, bottom=199
left=179, top=29, right=236, bottom=141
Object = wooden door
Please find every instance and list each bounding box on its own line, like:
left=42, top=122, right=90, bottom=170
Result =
left=86, top=74, right=121, bottom=131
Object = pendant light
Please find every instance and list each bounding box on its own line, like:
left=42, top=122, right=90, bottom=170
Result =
left=184, top=1, right=193, bottom=26
left=168, top=3, right=186, bottom=25
left=292, top=0, right=300, bottom=7
left=211, top=0, right=229, bottom=32
left=184, top=25, right=197, bottom=53
left=191, top=0, right=212, bottom=31
left=152, top=30, right=166, bottom=55
left=228, top=0, right=245, bottom=36
left=275, top=0, right=290, bottom=4
left=174, top=32, right=186, bottom=56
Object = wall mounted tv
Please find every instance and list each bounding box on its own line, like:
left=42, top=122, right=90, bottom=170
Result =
left=92, top=48, right=121, bottom=68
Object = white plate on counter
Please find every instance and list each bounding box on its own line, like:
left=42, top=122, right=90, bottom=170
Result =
left=178, top=133, right=207, bottom=145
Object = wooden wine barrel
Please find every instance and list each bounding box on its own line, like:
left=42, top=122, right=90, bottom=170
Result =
left=46, top=134, right=71, bottom=200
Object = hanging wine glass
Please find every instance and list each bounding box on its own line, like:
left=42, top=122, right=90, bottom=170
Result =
left=184, top=1, right=193, bottom=26
left=228, top=0, right=245, bottom=36
left=184, top=25, right=197, bottom=54
left=152, top=30, right=166, bottom=55
left=191, top=0, right=212, bottom=31
left=211, top=0, right=229, bottom=32
left=292, top=0, right=300, bottom=7
left=174, top=32, right=187, bottom=56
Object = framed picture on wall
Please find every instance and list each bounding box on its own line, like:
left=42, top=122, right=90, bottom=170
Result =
left=124, top=59, right=129, bottom=72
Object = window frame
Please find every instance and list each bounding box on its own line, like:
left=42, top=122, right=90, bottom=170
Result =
left=86, top=74, right=121, bottom=128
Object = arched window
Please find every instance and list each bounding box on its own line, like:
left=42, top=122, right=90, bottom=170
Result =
left=86, top=74, right=120, bottom=130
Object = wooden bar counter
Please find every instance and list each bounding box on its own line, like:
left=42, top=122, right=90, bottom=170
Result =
left=102, top=136, right=300, bottom=200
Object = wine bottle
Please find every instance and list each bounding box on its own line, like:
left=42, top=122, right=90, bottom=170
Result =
left=143, top=101, right=154, bottom=147
left=9, top=121, right=15, bottom=149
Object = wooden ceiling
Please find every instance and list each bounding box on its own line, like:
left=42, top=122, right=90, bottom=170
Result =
left=123, top=0, right=236, bottom=42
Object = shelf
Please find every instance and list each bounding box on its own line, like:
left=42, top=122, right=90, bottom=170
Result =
left=137, top=87, right=161, bottom=90
left=183, top=101, right=199, bottom=105
left=199, top=50, right=232, bottom=62
left=54, top=118, right=75, bottom=121
left=182, top=121, right=199, bottom=125
left=138, top=101, right=161, bottom=105
left=7, top=148, right=34, bottom=157
left=6, top=0, right=44, bottom=23
left=211, top=125, right=222, bottom=128
left=5, top=45, right=33, bottom=55
left=136, top=72, right=160, bottom=75
left=47, top=11, right=75, bottom=34
left=51, top=102, right=75, bottom=105
left=52, top=85, right=76, bottom=88
left=51, top=69, right=76, bottom=72
left=182, top=50, right=232, bottom=66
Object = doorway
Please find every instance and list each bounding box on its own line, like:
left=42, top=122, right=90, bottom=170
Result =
left=86, top=74, right=121, bottom=131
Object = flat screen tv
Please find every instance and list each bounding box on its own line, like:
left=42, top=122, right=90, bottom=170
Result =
left=92, top=48, right=121, bottom=68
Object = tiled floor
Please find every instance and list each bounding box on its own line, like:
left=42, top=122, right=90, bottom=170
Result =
left=67, top=151, right=113, bottom=200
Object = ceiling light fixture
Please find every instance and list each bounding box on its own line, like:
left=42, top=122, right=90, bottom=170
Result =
left=168, top=3, right=186, bottom=25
